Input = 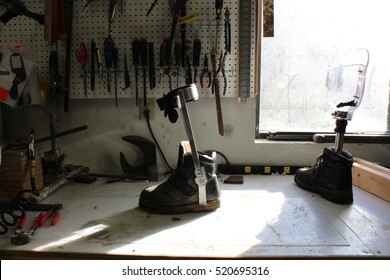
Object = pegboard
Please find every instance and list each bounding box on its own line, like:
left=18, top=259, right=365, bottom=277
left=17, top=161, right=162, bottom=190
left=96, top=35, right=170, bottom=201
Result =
left=0, top=1, right=254, bottom=102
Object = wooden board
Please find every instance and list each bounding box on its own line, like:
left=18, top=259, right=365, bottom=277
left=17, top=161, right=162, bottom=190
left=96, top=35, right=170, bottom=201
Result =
left=352, top=157, right=390, bottom=203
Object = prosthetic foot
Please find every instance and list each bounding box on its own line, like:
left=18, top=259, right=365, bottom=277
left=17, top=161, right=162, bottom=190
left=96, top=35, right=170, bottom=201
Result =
left=139, top=141, right=221, bottom=214
left=294, top=147, right=353, bottom=204
left=295, top=48, right=369, bottom=204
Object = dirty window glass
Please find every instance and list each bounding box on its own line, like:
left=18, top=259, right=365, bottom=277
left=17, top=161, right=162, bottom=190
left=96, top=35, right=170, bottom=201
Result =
left=258, top=0, right=390, bottom=134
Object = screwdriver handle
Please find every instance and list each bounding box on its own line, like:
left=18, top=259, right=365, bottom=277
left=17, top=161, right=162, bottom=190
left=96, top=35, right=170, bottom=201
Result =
left=193, top=38, right=201, bottom=67
left=159, top=42, right=167, bottom=67
left=174, top=40, right=182, bottom=67
left=113, top=48, right=119, bottom=69
left=104, top=36, right=115, bottom=68
left=215, top=0, right=223, bottom=20
left=124, top=54, right=131, bottom=88
left=140, top=38, right=148, bottom=67
left=132, top=38, right=140, bottom=66
left=163, top=37, right=172, bottom=66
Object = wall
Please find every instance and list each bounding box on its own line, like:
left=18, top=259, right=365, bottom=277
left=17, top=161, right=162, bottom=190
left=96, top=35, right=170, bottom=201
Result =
left=2, top=96, right=389, bottom=176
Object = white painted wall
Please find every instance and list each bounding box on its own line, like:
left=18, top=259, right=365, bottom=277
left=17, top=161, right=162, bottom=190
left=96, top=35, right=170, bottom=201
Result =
left=2, top=96, right=389, bottom=175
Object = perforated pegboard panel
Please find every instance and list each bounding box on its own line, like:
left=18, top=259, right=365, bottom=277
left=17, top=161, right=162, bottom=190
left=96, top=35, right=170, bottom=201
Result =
left=70, top=0, right=240, bottom=99
left=0, top=1, right=247, bottom=101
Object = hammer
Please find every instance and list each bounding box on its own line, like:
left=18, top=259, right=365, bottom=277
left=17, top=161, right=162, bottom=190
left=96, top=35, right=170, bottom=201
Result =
left=11, top=213, right=42, bottom=246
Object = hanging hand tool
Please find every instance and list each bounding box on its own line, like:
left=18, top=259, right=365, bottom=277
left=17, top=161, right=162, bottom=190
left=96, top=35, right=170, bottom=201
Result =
left=174, top=40, right=182, bottom=87
left=113, top=47, right=119, bottom=108
left=215, top=52, right=227, bottom=95
left=192, top=38, right=201, bottom=83
left=48, top=46, right=64, bottom=106
left=224, top=7, right=231, bottom=54
left=124, top=53, right=131, bottom=89
left=210, top=48, right=224, bottom=136
left=96, top=47, right=102, bottom=76
left=104, top=35, right=115, bottom=94
left=200, top=54, right=212, bottom=88
left=215, top=0, right=223, bottom=49
left=184, top=39, right=192, bottom=85
left=159, top=41, right=167, bottom=84
left=140, top=38, right=148, bottom=107
left=108, top=0, right=118, bottom=35
left=90, top=39, right=96, bottom=91
left=164, top=37, right=173, bottom=90
left=0, top=0, right=44, bottom=24
left=180, top=1, right=187, bottom=67
left=75, top=42, right=88, bottom=98
left=148, top=42, right=156, bottom=90
left=132, top=38, right=141, bottom=106
left=146, top=0, right=159, bottom=16
left=81, top=0, right=96, bottom=12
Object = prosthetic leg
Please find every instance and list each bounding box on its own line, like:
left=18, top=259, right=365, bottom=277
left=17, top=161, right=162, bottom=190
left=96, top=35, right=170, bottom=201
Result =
left=294, top=49, right=369, bottom=204
left=139, top=84, right=220, bottom=214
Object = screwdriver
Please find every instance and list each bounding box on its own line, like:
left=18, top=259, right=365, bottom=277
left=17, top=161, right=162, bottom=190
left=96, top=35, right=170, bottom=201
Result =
left=90, top=39, right=95, bottom=91
left=193, top=38, right=201, bottom=83
left=132, top=38, right=140, bottom=106
left=159, top=41, right=167, bottom=84
left=140, top=37, right=148, bottom=107
left=174, top=40, right=182, bottom=87
left=215, top=0, right=223, bottom=49
left=164, top=37, right=173, bottom=90
left=113, top=47, right=119, bottom=108
left=96, top=47, right=103, bottom=76
left=148, top=42, right=156, bottom=90
left=104, top=35, right=115, bottom=94
left=124, top=53, right=131, bottom=89
left=215, top=0, right=223, bottom=20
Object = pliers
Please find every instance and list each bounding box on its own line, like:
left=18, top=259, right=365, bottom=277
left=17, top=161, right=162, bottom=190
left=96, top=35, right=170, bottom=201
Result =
left=215, top=52, right=227, bottom=95
left=39, top=203, right=61, bottom=227
left=200, top=54, right=212, bottom=88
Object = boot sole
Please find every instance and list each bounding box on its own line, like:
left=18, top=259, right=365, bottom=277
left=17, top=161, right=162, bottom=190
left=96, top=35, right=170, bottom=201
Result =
left=139, top=199, right=221, bottom=214
left=294, top=177, right=353, bottom=204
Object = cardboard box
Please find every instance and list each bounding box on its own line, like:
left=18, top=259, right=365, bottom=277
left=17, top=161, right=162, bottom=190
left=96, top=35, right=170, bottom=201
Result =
left=0, top=149, right=43, bottom=202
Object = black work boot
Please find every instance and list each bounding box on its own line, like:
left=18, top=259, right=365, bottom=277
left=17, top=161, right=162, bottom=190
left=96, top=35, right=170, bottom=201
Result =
left=139, top=142, right=221, bottom=214
left=294, top=147, right=353, bottom=204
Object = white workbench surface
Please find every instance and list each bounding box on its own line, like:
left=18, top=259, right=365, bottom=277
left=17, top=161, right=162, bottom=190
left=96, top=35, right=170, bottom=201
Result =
left=0, top=175, right=389, bottom=259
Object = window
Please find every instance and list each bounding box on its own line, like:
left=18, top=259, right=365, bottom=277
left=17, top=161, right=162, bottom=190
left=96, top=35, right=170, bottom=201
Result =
left=257, top=0, right=390, bottom=141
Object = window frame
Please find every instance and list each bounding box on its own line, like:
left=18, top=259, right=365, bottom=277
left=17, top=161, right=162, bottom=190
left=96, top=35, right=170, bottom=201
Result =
left=254, top=0, right=390, bottom=144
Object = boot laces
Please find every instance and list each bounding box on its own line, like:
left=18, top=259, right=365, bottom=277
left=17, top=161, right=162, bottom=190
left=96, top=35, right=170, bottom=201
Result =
left=310, top=154, right=323, bottom=176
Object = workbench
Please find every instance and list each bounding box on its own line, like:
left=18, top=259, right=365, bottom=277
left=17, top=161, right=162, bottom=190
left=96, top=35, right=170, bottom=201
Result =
left=0, top=175, right=389, bottom=259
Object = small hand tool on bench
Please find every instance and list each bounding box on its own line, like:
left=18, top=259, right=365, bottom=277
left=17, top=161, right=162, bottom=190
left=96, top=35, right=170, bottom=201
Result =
left=10, top=204, right=61, bottom=245
left=11, top=213, right=42, bottom=246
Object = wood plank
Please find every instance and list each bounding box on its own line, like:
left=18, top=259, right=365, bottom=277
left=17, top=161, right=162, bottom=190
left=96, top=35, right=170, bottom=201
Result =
left=352, top=158, right=390, bottom=203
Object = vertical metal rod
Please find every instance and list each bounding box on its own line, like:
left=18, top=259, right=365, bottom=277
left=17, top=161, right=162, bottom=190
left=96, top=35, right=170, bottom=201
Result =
left=178, top=91, right=202, bottom=177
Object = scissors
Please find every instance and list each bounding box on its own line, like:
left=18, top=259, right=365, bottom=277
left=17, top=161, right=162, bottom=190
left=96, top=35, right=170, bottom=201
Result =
left=76, top=42, right=88, bottom=97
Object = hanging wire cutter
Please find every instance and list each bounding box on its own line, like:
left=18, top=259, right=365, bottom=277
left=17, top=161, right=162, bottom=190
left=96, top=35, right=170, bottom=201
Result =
left=200, top=54, right=211, bottom=88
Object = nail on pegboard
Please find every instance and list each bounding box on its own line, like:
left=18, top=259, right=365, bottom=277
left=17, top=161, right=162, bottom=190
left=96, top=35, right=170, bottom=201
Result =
left=71, top=0, right=240, bottom=99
